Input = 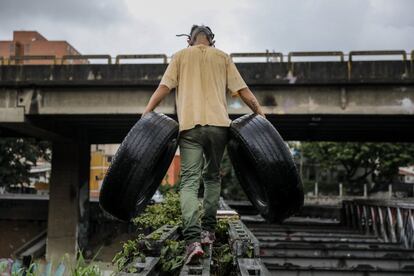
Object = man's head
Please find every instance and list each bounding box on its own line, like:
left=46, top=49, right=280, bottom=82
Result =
left=176, top=25, right=215, bottom=47
left=189, top=25, right=215, bottom=46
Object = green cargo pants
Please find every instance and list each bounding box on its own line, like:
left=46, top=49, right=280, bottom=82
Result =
left=178, top=125, right=229, bottom=244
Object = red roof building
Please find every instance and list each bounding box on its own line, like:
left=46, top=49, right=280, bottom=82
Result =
left=0, top=31, right=85, bottom=64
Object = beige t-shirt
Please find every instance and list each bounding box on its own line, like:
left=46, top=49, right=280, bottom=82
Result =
left=159, top=44, right=247, bottom=132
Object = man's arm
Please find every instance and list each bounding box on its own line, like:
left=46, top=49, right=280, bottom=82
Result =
left=142, top=84, right=171, bottom=117
left=237, top=87, right=266, bottom=117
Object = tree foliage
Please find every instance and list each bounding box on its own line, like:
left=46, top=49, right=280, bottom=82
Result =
left=298, top=142, right=414, bottom=189
left=0, top=138, right=51, bottom=188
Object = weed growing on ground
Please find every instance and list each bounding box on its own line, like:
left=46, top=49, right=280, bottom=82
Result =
left=159, top=240, right=185, bottom=276
left=133, top=192, right=182, bottom=230
left=70, top=251, right=102, bottom=276
left=115, top=191, right=238, bottom=275
left=112, top=234, right=149, bottom=272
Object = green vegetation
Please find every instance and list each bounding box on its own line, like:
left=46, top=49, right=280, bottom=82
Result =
left=296, top=142, right=414, bottom=193
left=0, top=251, right=102, bottom=276
left=0, top=138, right=51, bottom=189
left=159, top=240, right=185, bottom=275
left=132, top=192, right=182, bottom=230
left=112, top=235, right=148, bottom=272
left=115, top=191, right=238, bottom=275
left=70, top=251, right=102, bottom=276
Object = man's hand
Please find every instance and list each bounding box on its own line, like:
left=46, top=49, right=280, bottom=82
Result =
left=237, top=87, right=266, bottom=118
left=141, top=110, right=150, bottom=118
left=141, top=85, right=171, bottom=118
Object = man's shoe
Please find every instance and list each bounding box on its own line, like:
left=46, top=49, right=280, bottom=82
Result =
left=184, top=242, right=204, bottom=264
left=201, top=230, right=216, bottom=245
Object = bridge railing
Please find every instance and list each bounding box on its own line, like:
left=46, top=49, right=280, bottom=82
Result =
left=342, top=199, right=414, bottom=248
left=7, top=55, right=58, bottom=65
left=1, top=50, right=413, bottom=66
left=347, top=50, right=409, bottom=78
left=61, top=54, right=112, bottom=64
left=115, top=54, right=168, bottom=64
left=230, top=51, right=284, bottom=62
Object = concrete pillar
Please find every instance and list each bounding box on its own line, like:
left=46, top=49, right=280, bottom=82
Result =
left=339, top=183, right=343, bottom=197
left=363, top=184, right=368, bottom=198
left=46, top=140, right=90, bottom=263
left=314, top=182, right=319, bottom=197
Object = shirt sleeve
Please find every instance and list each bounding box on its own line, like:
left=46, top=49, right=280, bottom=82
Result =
left=226, top=56, right=247, bottom=97
left=159, top=53, right=179, bottom=90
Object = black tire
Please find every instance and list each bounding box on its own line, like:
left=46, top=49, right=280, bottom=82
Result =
left=227, top=114, right=303, bottom=222
left=99, top=112, right=179, bottom=221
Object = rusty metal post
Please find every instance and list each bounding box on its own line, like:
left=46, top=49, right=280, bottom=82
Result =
left=362, top=205, right=370, bottom=235
left=409, top=210, right=414, bottom=248
left=397, top=208, right=409, bottom=248
left=387, top=207, right=397, bottom=243
left=370, top=206, right=379, bottom=238
left=378, top=206, right=389, bottom=242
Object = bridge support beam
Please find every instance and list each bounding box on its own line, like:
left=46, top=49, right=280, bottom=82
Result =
left=46, top=140, right=90, bottom=263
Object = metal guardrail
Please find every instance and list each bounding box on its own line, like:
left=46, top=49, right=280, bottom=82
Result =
left=288, top=51, right=345, bottom=62
left=0, top=50, right=413, bottom=65
left=343, top=199, right=414, bottom=249
left=348, top=50, right=407, bottom=62
left=230, top=52, right=283, bottom=62
left=347, top=50, right=409, bottom=79
left=8, top=55, right=57, bottom=65
left=288, top=51, right=345, bottom=73
left=115, top=54, right=168, bottom=64
left=61, top=55, right=112, bottom=64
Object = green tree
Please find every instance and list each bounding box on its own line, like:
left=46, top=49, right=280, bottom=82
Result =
left=298, top=142, right=414, bottom=193
left=0, top=138, right=51, bottom=188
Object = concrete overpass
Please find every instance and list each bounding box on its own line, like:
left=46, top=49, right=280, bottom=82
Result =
left=1, top=52, right=414, bottom=142
left=1, top=51, right=414, bottom=261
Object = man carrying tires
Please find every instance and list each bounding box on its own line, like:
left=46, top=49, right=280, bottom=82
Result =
left=142, top=24, right=265, bottom=264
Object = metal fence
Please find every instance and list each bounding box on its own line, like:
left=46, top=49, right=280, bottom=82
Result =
left=343, top=199, right=414, bottom=248
left=0, top=50, right=413, bottom=65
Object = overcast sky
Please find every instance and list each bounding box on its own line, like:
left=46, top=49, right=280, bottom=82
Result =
left=1, top=0, right=413, bottom=58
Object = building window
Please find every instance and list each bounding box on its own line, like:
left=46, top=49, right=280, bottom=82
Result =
left=9, top=44, right=15, bottom=54
left=24, top=44, right=30, bottom=54
left=107, top=156, right=113, bottom=163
